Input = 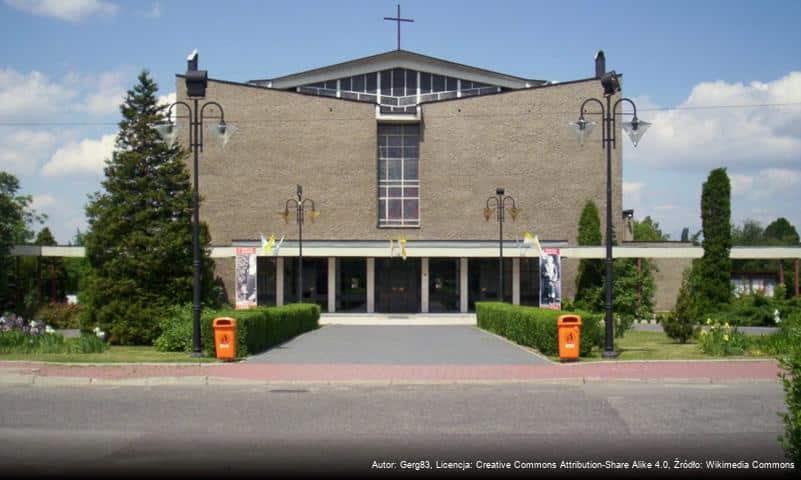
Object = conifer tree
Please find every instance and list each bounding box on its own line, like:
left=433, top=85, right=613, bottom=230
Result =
left=82, top=71, right=216, bottom=345
left=0, top=171, right=43, bottom=311
left=575, top=200, right=603, bottom=308
left=698, top=167, right=732, bottom=309
left=573, top=200, right=655, bottom=328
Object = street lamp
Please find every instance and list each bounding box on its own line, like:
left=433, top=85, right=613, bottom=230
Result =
left=154, top=50, right=234, bottom=357
left=281, top=184, right=319, bottom=304
left=567, top=51, right=651, bottom=358
left=484, top=188, right=520, bottom=302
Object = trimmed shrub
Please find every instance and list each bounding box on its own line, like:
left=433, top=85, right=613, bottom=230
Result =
left=662, top=311, right=695, bottom=344
left=156, top=303, right=320, bottom=358
left=780, top=322, right=801, bottom=464
left=33, top=303, right=84, bottom=329
left=476, top=302, right=602, bottom=357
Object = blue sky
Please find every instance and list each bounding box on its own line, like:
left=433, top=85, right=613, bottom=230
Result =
left=1, top=0, right=800, bottom=243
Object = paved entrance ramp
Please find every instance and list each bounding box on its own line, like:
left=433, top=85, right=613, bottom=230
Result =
left=245, top=325, right=549, bottom=365
left=320, top=313, right=476, bottom=325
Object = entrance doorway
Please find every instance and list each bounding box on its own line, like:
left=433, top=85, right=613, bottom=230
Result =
left=375, top=258, right=421, bottom=313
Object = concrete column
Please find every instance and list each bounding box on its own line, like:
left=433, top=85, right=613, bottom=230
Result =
left=512, top=258, right=520, bottom=305
left=421, top=257, right=429, bottom=313
left=367, top=257, right=375, bottom=313
left=327, top=257, right=336, bottom=313
left=460, top=257, right=469, bottom=313
left=276, top=257, right=284, bottom=306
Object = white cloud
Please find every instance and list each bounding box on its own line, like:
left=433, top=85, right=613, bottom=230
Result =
left=730, top=173, right=755, bottom=196
left=0, top=69, right=76, bottom=120
left=653, top=204, right=679, bottom=211
left=751, top=168, right=801, bottom=198
left=627, top=71, right=801, bottom=172
left=41, top=134, right=115, bottom=176
left=0, top=129, right=60, bottom=175
left=75, top=71, right=126, bottom=116
left=622, top=181, right=645, bottom=210
left=623, top=181, right=644, bottom=194
left=0, top=67, right=131, bottom=121
left=31, top=193, right=56, bottom=210
left=157, top=92, right=177, bottom=121
left=5, top=0, right=118, bottom=22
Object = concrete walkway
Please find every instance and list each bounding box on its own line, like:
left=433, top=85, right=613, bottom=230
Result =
left=246, top=325, right=546, bottom=364
left=0, top=359, right=782, bottom=386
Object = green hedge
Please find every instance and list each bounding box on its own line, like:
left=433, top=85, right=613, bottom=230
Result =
left=199, top=303, right=320, bottom=358
left=476, top=302, right=603, bottom=357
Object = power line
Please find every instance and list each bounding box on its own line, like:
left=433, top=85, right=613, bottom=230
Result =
left=1, top=102, right=800, bottom=127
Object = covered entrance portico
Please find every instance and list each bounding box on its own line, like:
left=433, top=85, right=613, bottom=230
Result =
left=231, top=240, right=560, bottom=314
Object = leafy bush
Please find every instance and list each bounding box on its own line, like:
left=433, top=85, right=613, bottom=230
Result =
left=476, top=302, right=602, bottom=357
left=33, top=303, right=84, bottom=329
left=153, top=304, right=194, bottom=353
left=696, top=319, right=749, bottom=356
left=155, top=303, right=321, bottom=358
left=779, top=321, right=801, bottom=464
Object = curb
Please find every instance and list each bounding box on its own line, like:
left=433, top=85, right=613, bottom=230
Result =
left=0, top=374, right=780, bottom=387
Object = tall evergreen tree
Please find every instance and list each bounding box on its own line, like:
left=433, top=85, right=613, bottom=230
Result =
left=698, top=167, right=732, bottom=309
left=575, top=200, right=603, bottom=307
left=83, top=71, right=216, bottom=345
left=0, top=171, right=44, bottom=311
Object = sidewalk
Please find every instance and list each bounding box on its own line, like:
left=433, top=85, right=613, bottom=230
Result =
left=0, top=359, right=783, bottom=386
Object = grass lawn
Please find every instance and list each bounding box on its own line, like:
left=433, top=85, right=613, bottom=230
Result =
left=549, top=330, right=775, bottom=362
left=0, top=346, right=218, bottom=363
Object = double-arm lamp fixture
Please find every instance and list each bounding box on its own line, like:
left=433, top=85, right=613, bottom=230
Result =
left=281, top=185, right=320, bottom=304
left=484, top=188, right=520, bottom=302
left=566, top=50, right=651, bottom=358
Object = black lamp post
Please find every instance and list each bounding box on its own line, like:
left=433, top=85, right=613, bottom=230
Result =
left=568, top=52, right=650, bottom=358
left=484, top=188, right=519, bottom=302
left=281, top=185, right=319, bottom=304
left=154, top=50, right=232, bottom=357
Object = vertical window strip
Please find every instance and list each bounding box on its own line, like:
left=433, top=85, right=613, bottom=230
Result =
left=378, top=124, right=420, bottom=227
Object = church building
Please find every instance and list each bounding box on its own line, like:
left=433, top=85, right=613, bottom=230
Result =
left=175, top=45, right=623, bottom=314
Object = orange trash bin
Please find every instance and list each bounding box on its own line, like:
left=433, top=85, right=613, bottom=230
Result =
left=212, top=317, right=237, bottom=361
left=557, top=315, right=582, bottom=361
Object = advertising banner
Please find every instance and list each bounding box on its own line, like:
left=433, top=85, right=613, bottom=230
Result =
left=539, top=247, right=561, bottom=310
left=235, top=247, right=257, bottom=310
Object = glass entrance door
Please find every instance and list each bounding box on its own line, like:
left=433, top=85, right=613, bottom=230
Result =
left=375, top=258, right=421, bottom=313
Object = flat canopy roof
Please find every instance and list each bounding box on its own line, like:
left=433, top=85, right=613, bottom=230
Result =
left=12, top=244, right=801, bottom=260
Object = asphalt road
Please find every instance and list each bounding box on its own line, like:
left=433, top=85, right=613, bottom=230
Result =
left=0, top=381, right=791, bottom=477
left=246, top=325, right=550, bottom=364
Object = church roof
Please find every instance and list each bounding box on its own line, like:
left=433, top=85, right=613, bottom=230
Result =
left=248, top=49, right=548, bottom=90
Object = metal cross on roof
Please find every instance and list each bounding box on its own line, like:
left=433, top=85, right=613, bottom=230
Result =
left=383, top=4, right=414, bottom=51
